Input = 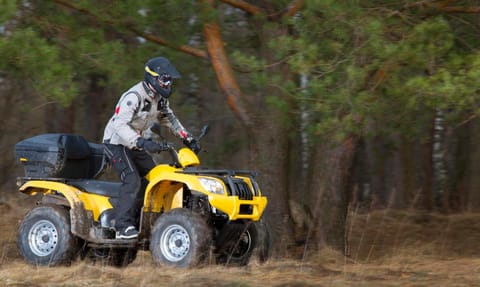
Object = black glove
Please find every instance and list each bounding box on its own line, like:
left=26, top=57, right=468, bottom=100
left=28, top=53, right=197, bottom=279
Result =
left=136, top=137, right=170, bottom=153
left=183, top=137, right=201, bottom=153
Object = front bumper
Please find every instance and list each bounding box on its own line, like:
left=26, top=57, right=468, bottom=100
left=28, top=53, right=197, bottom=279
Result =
left=180, top=168, right=268, bottom=221
left=208, top=194, right=267, bottom=221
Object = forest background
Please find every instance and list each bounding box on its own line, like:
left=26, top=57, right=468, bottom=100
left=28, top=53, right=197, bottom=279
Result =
left=2, top=0, right=480, bottom=264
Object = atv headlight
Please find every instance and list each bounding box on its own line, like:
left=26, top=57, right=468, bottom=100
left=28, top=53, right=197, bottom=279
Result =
left=199, top=177, right=225, bottom=195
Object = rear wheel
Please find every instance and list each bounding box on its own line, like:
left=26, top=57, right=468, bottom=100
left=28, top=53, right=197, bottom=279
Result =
left=150, top=208, right=211, bottom=268
left=215, top=222, right=258, bottom=266
left=252, top=219, right=272, bottom=263
left=17, top=205, right=79, bottom=266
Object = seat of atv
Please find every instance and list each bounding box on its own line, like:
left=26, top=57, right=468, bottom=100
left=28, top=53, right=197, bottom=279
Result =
left=17, top=176, right=120, bottom=198
left=67, top=179, right=121, bottom=198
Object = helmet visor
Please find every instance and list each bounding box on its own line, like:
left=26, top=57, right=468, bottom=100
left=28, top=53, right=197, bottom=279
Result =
left=157, top=73, right=172, bottom=89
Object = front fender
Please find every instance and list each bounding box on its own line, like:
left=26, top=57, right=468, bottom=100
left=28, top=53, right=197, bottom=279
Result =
left=144, top=165, right=209, bottom=212
left=145, top=165, right=268, bottom=221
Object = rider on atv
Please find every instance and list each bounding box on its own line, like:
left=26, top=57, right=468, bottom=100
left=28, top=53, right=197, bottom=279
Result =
left=102, top=57, right=199, bottom=239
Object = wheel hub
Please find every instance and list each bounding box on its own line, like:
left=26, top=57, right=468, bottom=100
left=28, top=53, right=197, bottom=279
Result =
left=160, top=224, right=190, bottom=262
left=175, top=239, right=182, bottom=247
left=28, top=220, right=58, bottom=257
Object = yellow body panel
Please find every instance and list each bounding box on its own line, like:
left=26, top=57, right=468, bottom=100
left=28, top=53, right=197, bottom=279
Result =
left=19, top=180, right=112, bottom=221
left=76, top=193, right=113, bottom=220
left=145, top=165, right=267, bottom=221
left=19, top=180, right=81, bottom=207
left=18, top=153, right=267, bottom=222
left=144, top=165, right=207, bottom=213
left=208, top=194, right=267, bottom=221
left=177, top=148, right=200, bottom=167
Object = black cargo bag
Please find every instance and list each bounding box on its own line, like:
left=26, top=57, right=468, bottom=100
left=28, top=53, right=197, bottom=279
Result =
left=14, top=134, right=104, bottom=179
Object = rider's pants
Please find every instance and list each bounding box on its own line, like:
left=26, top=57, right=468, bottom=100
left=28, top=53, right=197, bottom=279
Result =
left=103, top=143, right=155, bottom=230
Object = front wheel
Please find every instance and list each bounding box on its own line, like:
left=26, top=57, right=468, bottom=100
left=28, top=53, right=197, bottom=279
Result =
left=150, top=208, right=211, bottom=268
left=17, top=205, right=79, bottom=266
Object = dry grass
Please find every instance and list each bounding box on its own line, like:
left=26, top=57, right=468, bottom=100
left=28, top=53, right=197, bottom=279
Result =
left=2, top=194, right=480, bottom=287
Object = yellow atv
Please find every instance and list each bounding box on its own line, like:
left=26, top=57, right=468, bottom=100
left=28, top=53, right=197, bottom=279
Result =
left=14, top=126, right=269, bottom=267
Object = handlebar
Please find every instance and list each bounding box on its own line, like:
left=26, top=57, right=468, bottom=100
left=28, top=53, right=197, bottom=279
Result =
left=165, top=124, right=209, bottom=167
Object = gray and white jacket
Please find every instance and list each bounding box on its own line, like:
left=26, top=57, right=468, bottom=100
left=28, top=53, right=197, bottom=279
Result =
left=103, top=81, right=188, bottom=149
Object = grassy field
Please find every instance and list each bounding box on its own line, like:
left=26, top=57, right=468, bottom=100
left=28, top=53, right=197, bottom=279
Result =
left=1, top=194, right=480, bottom=287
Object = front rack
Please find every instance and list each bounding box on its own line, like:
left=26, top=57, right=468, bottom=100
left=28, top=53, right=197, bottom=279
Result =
left=178, top=167, right=260, bottom=197
left=179, top=167, right=258, bottom=177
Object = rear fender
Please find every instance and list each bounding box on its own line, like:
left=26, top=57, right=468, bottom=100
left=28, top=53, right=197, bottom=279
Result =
left=19, top=180, right=83, bottom=207
left=19, top=180, right=112, bottom=220
left=18, top=180, right=94, bottom=239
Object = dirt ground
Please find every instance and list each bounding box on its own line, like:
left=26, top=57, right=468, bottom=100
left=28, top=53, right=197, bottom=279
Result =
left=1, top=192, right=480, bottom=287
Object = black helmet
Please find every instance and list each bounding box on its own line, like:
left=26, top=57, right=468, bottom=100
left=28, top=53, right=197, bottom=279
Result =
left=144, top=57, right=181, bottom=98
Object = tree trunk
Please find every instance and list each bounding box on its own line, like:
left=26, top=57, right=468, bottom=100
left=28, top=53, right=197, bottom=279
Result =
left=45, top=103, right=75, bottom=133
left=307, top=136, right=357, bottom=254
left=445, top=123, right=468, bottom=212
left=417, top=120, right=435, bottom=211
left=432, top=109, right=448, bottom=210
left=365, top=134, right=388, bottom=209
left=466, top=118, right=480, bottom=211
left=200, top=1, right=293, bottom=256
left=391, top=141, right=406, bottom=209
left=398, top=138, right=417, bottom=209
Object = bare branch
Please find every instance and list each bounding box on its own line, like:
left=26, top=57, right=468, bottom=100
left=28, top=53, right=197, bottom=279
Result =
left=219, top=0, right=304, bottom=19
left=53, top=0, right=91, bottom=15
left=219, top=0, right=263, bottom=14
left=52, top=0, right=207, bottom=59
left=127, top=27, right=208, bottom=59
left=435, top=0, right=455, bottom=8
left=406, top=0, right=480, bottom=14
left=285, top=0, right=304, bottom=17
left=437, top=6, right=480, bottom=13
left=203, top=21, right=252, bottom=127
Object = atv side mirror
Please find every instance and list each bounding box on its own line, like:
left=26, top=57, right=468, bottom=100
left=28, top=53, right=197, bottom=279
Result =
left=198, top=125, right=210, bottom=140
